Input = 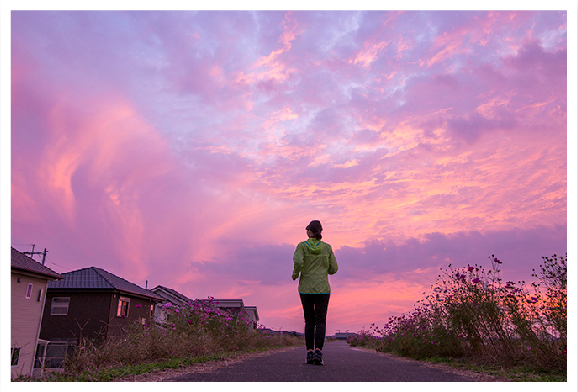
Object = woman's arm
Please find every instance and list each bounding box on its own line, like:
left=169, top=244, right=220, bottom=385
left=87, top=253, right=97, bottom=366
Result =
left=292, top=243, right=304, bottom=280
left=328, top=247, right=338, bottom=275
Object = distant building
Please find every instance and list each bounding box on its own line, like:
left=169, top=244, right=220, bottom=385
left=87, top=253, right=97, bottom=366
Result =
left=11, top=247, right=62, bottom=379
left=150, top=285, right=191, bottom=306
left=213, top=299, right=259, bottom=329
left=261, top=328, right=303, bottom=337
left=243, top=306, right=259, bottom=329
left=335, top=332, right=358, bottom=340
left=149, top=285, right=193, bottom=326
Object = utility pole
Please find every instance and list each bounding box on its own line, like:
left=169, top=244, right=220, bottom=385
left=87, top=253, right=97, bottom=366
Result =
left=23, top=244, right=48, bottom=265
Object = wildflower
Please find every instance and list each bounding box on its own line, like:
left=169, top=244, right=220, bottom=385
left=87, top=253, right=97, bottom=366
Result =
left=494, top=258, right=502, bottom=264
left=187, top=320, right=193, bottom=325
left=468, top=266, right=474, bottom=272
left=472, top=278, right=480, bottom=284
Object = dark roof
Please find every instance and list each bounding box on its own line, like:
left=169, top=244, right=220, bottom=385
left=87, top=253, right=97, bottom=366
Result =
left=48, top=266, right=161, bottom=300
left=11, top=247, right=63, bottom=280
left=213, top=299, right=245, bottom=307
left=151, top=285, right=192, bottom=305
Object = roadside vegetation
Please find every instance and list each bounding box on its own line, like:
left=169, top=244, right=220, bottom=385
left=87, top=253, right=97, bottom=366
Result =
left=347, top=253, right=567, bottom=382
left=25, top=298, right=302, bottom=381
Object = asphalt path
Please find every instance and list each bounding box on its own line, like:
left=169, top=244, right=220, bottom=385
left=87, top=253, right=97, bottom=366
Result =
left=170, top=341, right=475, bottom=382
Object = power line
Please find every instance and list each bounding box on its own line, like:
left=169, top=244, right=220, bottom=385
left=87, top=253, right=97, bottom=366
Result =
left=45, top=254, right=68, bottom=270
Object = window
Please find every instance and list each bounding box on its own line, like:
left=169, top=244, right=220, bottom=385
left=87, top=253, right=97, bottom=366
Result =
left=117, top=297, right=130, bottom=318
left=25, top=283, right=33, bottom=299
left=51, top=297, right=70, bottom=315
left=45, top=343, right=72, bottom=368
left=11, top=347, right=20, bottom=366
left=34, top=341, right=47, bottom=369
left=35, top=341, right=76, bottom=369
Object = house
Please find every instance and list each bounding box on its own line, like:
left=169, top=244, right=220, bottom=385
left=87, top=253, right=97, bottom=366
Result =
left=39, top=267, right=162, bottom=351
left=243, top=306, right=260, bottom=329
left=213, top=299, right=259, bottom=329
left=150, top=285, right=192, bottom=306
left=149, top=285, right=193, bottom=326
left=11, top=247, right=63, bottom=379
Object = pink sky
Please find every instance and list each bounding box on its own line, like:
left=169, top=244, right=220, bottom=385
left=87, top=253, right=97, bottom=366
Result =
left=7, top=9, right=575, bottom=336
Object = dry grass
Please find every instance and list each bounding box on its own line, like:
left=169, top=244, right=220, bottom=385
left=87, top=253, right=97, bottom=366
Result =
left=46, top=298, right=303, bottom=381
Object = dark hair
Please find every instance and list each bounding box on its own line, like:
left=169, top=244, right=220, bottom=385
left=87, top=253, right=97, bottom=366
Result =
left=306, top=220, right=323, bottom=240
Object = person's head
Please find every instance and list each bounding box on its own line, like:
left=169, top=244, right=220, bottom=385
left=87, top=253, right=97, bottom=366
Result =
left=306, top=220, right=323, bottom=240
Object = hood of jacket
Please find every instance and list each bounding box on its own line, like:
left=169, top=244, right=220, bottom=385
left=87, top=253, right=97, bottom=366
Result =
left=304, top=239, right=324, bottom=254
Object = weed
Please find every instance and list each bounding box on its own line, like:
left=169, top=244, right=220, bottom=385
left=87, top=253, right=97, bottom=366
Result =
left=34, top=297, right=302, bottom=381
left=349, top=253, right=567, bottom=377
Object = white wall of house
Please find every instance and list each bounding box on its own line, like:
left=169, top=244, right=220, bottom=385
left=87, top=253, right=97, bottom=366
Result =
left=11, top=273, right=48, bottom=378
left=243, top=307, right=259, bottom=327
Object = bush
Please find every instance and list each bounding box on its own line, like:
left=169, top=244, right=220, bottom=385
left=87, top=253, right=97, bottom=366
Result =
left=349, top=253, right=567, bottom=371
left=61, top=297, right=302, bottom=378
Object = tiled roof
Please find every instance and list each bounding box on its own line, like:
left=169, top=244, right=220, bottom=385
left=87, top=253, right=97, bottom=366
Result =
left=48, top=266, right=161, bottom=300
left=151, top=285, right=192, bottom=305
left=11, top=247, right=63, bottom=280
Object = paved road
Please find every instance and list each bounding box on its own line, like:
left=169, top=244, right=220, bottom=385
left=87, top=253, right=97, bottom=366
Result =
left=170, top=341, right=475, bottom=382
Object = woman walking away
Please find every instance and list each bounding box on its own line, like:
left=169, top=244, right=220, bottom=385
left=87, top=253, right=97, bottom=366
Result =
left=292, top=220, right=338, bottom=365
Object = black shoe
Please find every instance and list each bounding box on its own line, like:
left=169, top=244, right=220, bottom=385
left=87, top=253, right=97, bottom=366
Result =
left=306, top=351, right=315, bottom=364
left=313, top=349, right=323, bottom=365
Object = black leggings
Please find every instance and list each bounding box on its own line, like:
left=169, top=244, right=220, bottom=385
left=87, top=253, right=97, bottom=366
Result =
left=299, top=293, right=330, bottom=350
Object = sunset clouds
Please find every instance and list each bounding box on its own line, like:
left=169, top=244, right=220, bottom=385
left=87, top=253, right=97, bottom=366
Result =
left=10, top=10, right=570, bottom=335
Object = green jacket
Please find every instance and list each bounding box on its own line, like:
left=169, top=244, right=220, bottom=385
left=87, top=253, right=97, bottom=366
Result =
left=292, top=239, right=338, bottom=294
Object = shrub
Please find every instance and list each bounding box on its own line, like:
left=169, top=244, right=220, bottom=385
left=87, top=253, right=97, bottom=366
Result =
left=350, top=253, right=567, bottom=371
left=61, top=297, right=302, bottom=378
